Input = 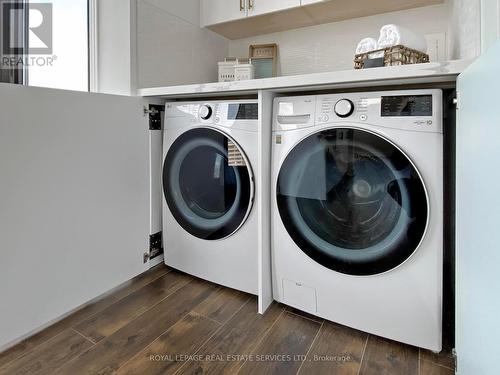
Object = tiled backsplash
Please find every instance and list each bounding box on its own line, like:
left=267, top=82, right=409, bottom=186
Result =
left=448, top=0, right=481, bottom=60
left=136, top=0, right=480, bottom=87
left=137, top=0, right=229, bottom=88
left=229, top=4, right=453, bottom=76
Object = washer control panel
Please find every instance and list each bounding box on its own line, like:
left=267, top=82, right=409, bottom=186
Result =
left=334, top=99, right=355, bottom=118
left=314, top=89, right=442, bottom=133
left=199, top=104, right=213, bottom=120
left=274, top=90, right=442, bottom=133
left=381, top=95, right=433, bottom=117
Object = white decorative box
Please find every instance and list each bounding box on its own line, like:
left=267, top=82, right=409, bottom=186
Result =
left=234, top=63, right=255, bottom=81
left=218, top=58, right=238, bottom=82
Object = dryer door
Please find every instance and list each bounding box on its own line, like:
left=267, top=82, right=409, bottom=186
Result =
left=163, top=128, right=254, bottom=240
left=277, top=128, right=428, bottom=275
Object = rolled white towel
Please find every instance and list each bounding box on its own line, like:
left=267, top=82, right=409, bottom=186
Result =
left=377, top=24, right=427, bottom=53
left=369, top=51, right=385, bottom=59
left=355, top=37, right=378, bottom=54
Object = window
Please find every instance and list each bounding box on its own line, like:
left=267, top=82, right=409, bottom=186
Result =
left=0, top=0, right=89, bottom=91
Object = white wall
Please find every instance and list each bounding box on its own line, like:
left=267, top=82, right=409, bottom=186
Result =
left=448, top=0, right=482, bottom=60
left=0, top=83, right=150, bottom=349
left=481, top=0, right=500, bottom=52
left=229, top=4, right=451, bottom=76
left=136, top=0, right=228, bottom=88
left=97, top=0, right=137, bottom=95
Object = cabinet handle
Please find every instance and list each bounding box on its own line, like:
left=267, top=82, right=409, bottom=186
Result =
left=249, top=0, right=254, bottom=9
left=240, top=0, right=245, bottom=11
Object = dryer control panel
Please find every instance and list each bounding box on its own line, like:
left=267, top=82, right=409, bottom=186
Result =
left=165, top=100, right=259, bottom=132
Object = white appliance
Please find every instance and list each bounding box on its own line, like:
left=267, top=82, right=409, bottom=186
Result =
left=272, top=90, right=443, bottom=351
left=162, top=100, right=259, bottom=294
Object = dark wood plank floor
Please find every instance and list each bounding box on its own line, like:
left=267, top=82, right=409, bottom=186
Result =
left=0, top=264, right=455, bottom=375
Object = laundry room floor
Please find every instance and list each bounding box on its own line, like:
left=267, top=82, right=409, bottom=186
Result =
left=0, top=264, right=455, bottom=375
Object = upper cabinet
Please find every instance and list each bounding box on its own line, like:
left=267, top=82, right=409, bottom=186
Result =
left=201, top=0, right=248, bottom=26
left=201, top=0, right=300, bottom=26
left=247, top=0, right=301, bottom=17
left=300, top=0, right=323, bottom=4
left=201, top=0, right=445, bottom=40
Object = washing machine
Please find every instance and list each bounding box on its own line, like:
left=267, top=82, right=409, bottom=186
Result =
left=272, top=90, right=443, bottom=351
left=162, top=100, right=259, bottom=295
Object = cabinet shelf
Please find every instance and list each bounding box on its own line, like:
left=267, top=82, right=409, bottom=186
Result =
left=138, top=60, right=470, bottom=99
left=206, top=0, right=444, bottom=40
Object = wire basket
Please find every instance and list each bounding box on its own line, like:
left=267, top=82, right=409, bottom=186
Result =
left=354, top=45, right=429, bottom=69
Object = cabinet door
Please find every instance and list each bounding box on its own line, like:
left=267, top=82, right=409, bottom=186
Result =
left=456, top=41, right=500, bottom=375
left=0, top=83, right=151, bottom=348
left=201, top=0, right=247, bottom=26
left=247, top=0, right=300, bottom=17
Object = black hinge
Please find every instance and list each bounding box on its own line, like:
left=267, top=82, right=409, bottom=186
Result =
left=143, top=231, right=164, bottom=263
left=145, top=104, right=164, bottom=130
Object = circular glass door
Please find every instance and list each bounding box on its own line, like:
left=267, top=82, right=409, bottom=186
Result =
left=277, top=128, right=428, bottom=275
left=163, top=128, right=253, bottom=240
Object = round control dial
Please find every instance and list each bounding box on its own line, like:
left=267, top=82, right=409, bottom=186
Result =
left=334, top=99, right=354, bottom=118
left=199, top=105, right=213, bottom=120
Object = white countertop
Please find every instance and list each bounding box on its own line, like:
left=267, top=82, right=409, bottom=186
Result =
left=138, top=60, right=471, bottom=99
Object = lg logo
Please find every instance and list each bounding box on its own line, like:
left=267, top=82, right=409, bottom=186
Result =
left=2, top=2, right=53, bottom=55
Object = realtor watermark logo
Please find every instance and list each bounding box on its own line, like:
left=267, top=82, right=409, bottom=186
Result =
left=2, top=2, right=53, bottom=54
left=1, top=1, right=56, bottom=68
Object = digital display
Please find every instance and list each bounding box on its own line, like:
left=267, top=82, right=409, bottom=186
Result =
left=381, top=95, right=433, bottom=117
left=227, top=103, right=258, bottom=120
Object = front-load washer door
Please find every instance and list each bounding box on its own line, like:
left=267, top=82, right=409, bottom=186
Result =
left=277, top=128, right=428, bottom=276
left=163, top=128, right=254, bottom=240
